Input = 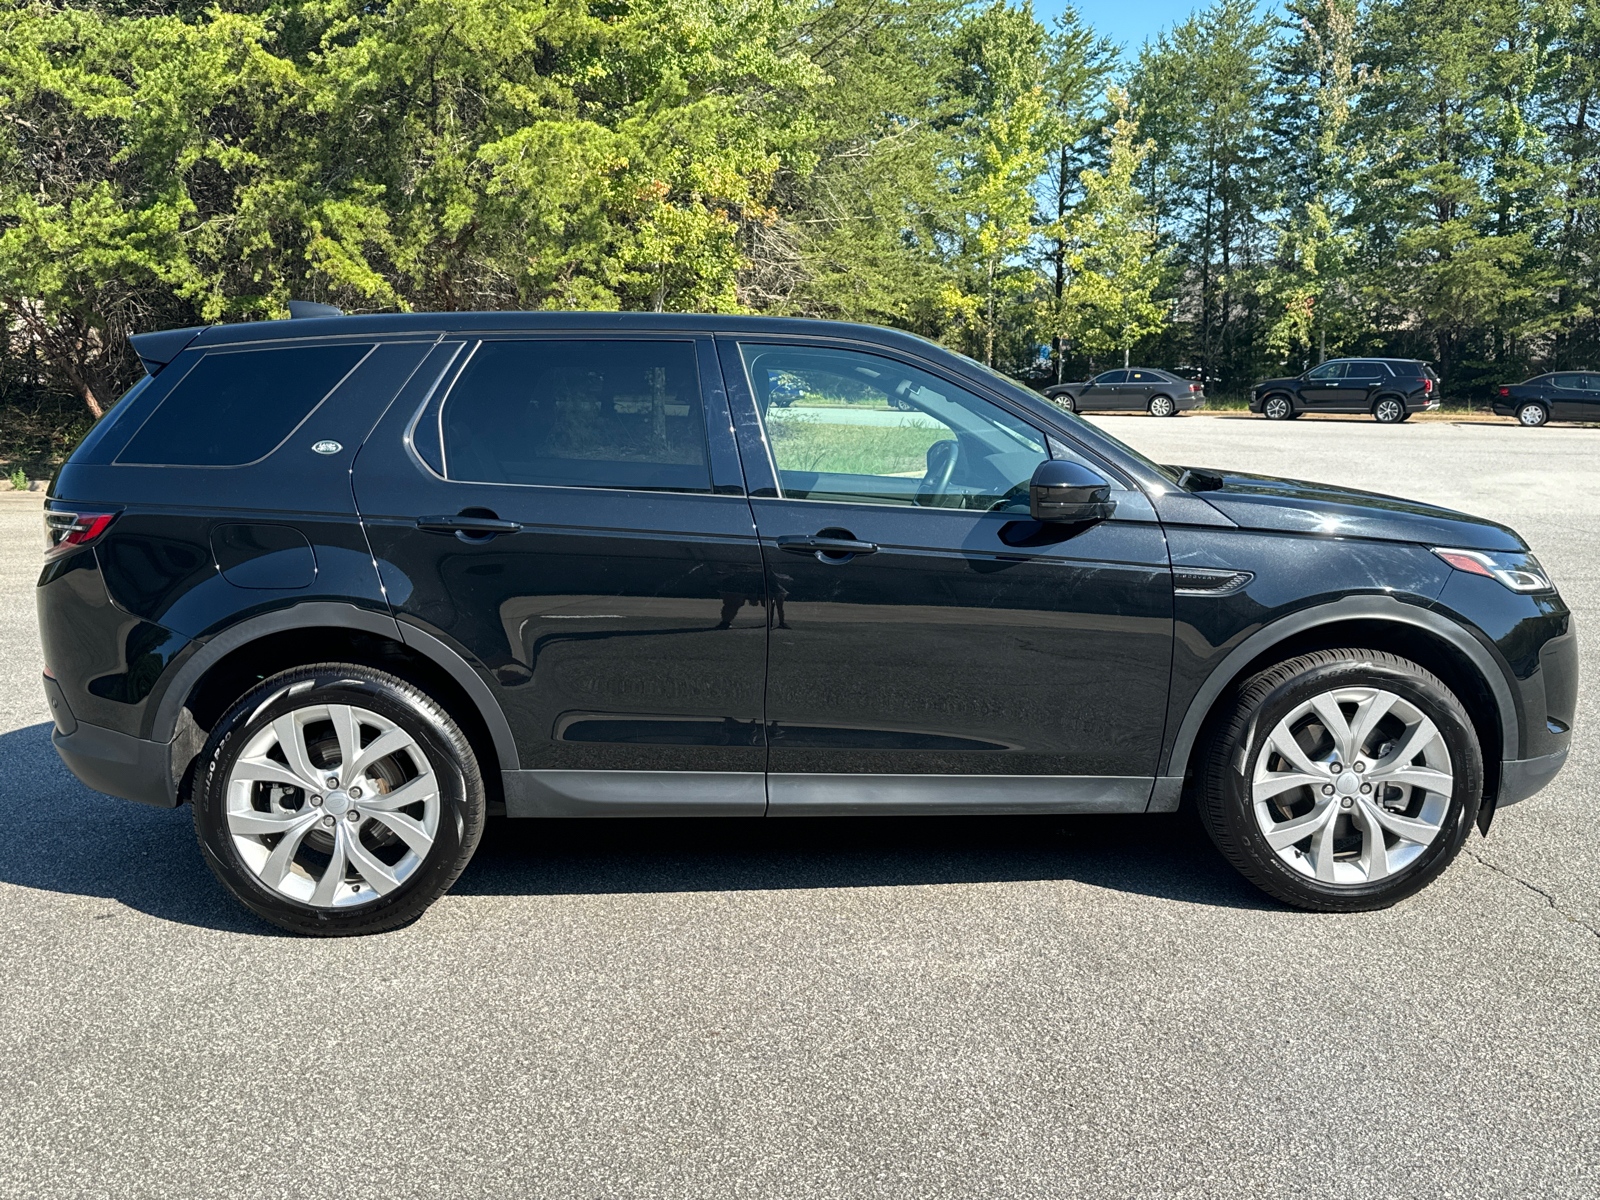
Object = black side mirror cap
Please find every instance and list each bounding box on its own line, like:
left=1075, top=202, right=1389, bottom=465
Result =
left=1029, top=459, right=1115, bottom=524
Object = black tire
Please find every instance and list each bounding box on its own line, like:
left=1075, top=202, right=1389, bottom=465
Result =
left=1373, top=396, right=1405, bottom=423
left=1148, top=394, right=1177, bottom=417
left=1196, top=648, right=1483, bottom=912
left=193, top=663, right=486, bottom=936
left=1287, top=411, right=1304, bottom=419
left=1262, top=395, right=1293, bottom=420
left=1517, top=402, right=1549, bottom=427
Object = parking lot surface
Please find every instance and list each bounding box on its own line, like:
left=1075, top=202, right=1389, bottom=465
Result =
left=1, top=415, right=1596, bottom=1199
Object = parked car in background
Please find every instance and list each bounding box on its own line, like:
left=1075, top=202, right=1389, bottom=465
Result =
left=1044, top=368, right=1204, bottom=416
left=1493, top=372, right=1600, bottom=426
left=1250, top=359, right=1439, bottom=422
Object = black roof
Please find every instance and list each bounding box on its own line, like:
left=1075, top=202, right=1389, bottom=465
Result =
left=131, top=311, right=957, bottom=375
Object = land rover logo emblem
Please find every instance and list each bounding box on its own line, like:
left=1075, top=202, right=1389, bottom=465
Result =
left=312, top=440, right=342, bottom=455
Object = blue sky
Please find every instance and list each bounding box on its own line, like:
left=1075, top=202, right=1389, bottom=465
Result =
left=1035, top=0, right=1277, bottom=57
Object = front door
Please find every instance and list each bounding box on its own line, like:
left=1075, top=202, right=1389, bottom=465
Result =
left=1079, top=370, right=1126, bottom=411
left=353, top=334, right=769, bottom=817
left=720, top=339, right=1175, bottom=815
left=1300, top=361, right=1346, bottom=405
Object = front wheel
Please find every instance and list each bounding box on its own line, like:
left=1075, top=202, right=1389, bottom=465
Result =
left=1263, top=395, right=1292, bottom=420
left=193, top=663, right=486, bottom=936
left=1373, top=396, right=1405, bottom=423
left=1196, top=648, right=1482, bottom=911
left=1517, top=403, right=1549, bottom=427
left=1148, top=395, right=1177, bottom=417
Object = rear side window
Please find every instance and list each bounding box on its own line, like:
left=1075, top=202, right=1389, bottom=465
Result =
left=118, top=344, right=371, bottom=466
left=1553, top=373, right=1585, bottom=389
left=1347, top=361, right=1389, bottom=379
left=440, top=340, right=710, bottom=492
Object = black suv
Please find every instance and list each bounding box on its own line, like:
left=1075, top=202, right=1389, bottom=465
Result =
left=1044, top=368, right=1204, bottom=416
left=39, top=313, right=1575, bottom=934
left=1251, top=359, right=1439, bottom=422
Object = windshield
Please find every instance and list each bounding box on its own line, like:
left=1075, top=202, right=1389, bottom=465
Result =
left=955, top=354, right=1183, bottom=486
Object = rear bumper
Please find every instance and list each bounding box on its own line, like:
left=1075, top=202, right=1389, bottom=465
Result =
left=52, top=719, right=178, bottom=808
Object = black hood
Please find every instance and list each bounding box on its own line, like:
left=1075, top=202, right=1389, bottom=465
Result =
left=1177, top=468, right=1525, bottom=552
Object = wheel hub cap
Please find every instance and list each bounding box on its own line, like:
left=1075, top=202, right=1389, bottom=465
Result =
left=223, top=702, right=440, bottom=909
left=1250, top=686, right=1453, bottom=885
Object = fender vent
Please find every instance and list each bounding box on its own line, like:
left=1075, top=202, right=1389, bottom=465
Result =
left=1174, top=569, right=1253, bottom=596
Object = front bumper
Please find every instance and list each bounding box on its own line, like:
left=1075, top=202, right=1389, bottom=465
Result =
left=1498, top=745, right=1570, bottom=808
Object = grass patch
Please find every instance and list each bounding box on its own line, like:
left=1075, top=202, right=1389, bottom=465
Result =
left=767, top=415, right=952, bottom=476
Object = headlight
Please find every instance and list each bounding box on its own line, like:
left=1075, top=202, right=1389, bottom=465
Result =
left=1432, top=547, right=1554, bottom=593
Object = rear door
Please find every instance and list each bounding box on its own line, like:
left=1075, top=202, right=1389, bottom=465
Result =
left=720, top=337, right=1174, bottom=815
left=1344, top=360, right=1390, bottom=409
left=1550, top=373, right=1590, bottom=420
left=1124, top=370, right=1159, bottom=409
left=352, top=334, right=769, bottom=817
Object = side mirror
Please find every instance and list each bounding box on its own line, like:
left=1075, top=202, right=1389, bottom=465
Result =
left=1029, top=459, right=1115, bottom=524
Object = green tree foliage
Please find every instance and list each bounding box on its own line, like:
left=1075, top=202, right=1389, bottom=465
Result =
left=9, top=0, right=1600, bottom=428
left=1045, top=91, right=1168, bottom=366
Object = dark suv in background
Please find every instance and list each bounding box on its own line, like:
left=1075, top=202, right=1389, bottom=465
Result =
left=1044, top=368, right=1204, bottom=416
left=1251, top=358, right=1439, bottom=422
left=39, top=312, right=1574, bottom=934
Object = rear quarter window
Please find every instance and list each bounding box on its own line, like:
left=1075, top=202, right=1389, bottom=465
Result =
left=117, top=344, right=372, bottom=467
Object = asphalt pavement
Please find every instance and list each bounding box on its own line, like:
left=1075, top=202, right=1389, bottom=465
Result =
left=1, top=414, right=1596, bottom=1198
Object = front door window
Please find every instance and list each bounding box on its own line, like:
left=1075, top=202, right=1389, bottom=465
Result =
left=739, top=344, right=1048, bottom=512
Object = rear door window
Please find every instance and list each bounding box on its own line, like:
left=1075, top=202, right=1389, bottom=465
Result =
left=439, top=340, right=710, bottom=492
left=1552, top=373, right=1585, bottom=390
left=117, top=344, right=372, bottom=466
left=1347, top=361, right=1389, bottom=379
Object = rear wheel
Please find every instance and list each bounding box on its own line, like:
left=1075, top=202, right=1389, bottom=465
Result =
left=1196, top=648, right=1482, bottom=912
left=192, top=663, right=486, bottom=936
left=1263, top=395, right=1292, bottom=420
left=1373, top=396, right=1405, bottom=423
left=1148, top=394, right=1177, bottom=417
left=1517, top=402, right=1549, bottom=427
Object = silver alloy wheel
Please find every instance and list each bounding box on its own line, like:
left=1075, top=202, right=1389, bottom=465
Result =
left=1264, top=396, right=1290, bottom=419
left=1374, top=397, right=1404, bottom=423
left=1251, top=686, right=1453, bottom=885
left=1518, top=403, right=1548, bottom=427
left=1149, top=395, right=1176, bottom=417
left=225, top=703, right=440, bottom=908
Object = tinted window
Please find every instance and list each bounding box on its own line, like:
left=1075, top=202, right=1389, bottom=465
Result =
left=1553, top=373, right=1585, bottom=389
left=1306, top=362, right=1345, bottom=380
left=441, top=340, right=709, bottom=492
left=1094, top=371, right=1128, bottom=385
left=741, top=343, right=1047, bottom=509
left=1347, top=361, right=1389, bottom=379
left=119, top=344, right=370, bottom=466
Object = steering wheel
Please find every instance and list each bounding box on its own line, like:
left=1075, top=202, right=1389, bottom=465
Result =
left=988, top=479, right=1031, bottom=513
left=916, top=439, right=959, bottom=507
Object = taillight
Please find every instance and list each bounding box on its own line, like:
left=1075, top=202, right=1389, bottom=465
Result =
left=43, top=510, right=116, bottom=560
left=1422, top=378, right=1433, bottom=393
left=1189, top=383, right=1200, bottom=392
left=1498, top=386, right=1510, bottom=397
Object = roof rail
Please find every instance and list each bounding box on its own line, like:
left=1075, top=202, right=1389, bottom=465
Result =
left=287, top=301, right=344, bottom=319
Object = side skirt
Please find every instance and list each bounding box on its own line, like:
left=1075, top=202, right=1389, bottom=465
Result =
left=502, top=770, right=1157, bottom=818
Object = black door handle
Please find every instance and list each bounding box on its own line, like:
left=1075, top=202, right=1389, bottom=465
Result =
left=776, top=535, right=879, bottom=557
left=417, top=514, right=522, bottom=536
